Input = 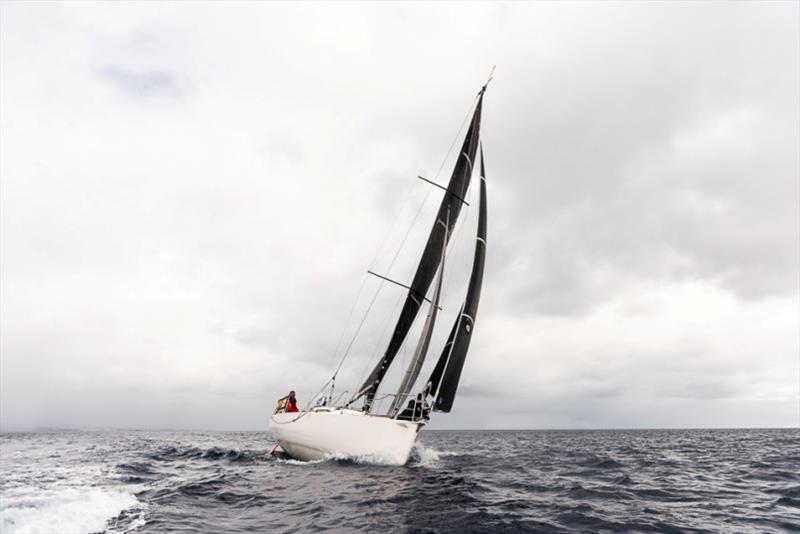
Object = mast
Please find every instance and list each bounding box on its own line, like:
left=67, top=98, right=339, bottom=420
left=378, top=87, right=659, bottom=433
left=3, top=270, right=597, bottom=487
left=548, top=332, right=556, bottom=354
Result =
left=352, top=89, right=485, bottom=412
left=426, top=144, right=487, bottom=412
left=387, top=209, right=448, bottom=417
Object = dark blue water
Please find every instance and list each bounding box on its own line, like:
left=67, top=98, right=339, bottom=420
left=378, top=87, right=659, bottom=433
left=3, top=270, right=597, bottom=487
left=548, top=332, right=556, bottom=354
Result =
left=1, top=429, right=798, bottom=533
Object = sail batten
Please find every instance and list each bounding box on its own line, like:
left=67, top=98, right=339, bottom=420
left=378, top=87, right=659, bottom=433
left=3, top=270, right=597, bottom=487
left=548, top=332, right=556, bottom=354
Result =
left=354, top=92, right=485, bottom=411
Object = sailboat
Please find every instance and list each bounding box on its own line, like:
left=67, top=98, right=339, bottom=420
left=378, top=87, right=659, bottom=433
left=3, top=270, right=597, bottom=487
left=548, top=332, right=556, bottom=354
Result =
left=269, top=78, right=490, bottom=465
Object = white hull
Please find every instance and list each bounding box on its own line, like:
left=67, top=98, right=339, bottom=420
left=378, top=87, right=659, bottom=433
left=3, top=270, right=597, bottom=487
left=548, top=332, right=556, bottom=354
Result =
left=269, top=408, right=422, bottom=465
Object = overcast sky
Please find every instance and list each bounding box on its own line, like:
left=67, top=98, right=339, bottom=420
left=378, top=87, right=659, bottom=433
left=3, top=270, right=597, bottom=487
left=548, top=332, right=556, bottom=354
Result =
left=1, top=2, right=798, bottom=431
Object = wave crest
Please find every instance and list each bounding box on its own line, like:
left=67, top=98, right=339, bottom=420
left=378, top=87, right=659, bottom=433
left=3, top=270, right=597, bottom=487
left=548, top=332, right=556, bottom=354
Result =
left=0, top=486, right=144, bottom=534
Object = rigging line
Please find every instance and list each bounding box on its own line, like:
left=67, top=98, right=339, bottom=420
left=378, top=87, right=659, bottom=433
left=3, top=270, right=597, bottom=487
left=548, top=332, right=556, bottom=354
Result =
left=325, top=272, right=369, bottom=372
left=330, top=93, right=481, bottom=388
left=431, top=93, right=481, bottom=181
left=367, top=175, right=426, bottom=271
left=333, top=187, right=431, bottom=382
left=332, top=277, right=386, bottom=379
left=371, top=89, right=478, bottom=270
left=303, top=378, right=333, bottom=413
left=327, top=177, right=426, bottom=387
left=355, top=284, right=405, bottom=393
left=323, top=176, right=422, bottom=380
left=379, top=92, right=480, bottom=285
left=384, top=186, right=432, bottom=280
left=326, top=168, right=428, bottom=379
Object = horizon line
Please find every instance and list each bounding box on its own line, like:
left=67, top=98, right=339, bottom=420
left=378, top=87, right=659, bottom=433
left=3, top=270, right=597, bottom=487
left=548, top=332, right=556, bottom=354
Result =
left=2, top=425, right=798, bottom=433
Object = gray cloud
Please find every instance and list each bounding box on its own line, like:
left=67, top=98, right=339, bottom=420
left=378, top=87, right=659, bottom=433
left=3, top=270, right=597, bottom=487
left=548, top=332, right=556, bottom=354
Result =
left=1, top=2, right=797, bottom=431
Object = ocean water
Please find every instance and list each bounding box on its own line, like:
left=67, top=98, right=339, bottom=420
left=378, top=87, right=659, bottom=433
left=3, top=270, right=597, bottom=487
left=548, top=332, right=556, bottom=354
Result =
left=0, top=429, right=797, bottom=533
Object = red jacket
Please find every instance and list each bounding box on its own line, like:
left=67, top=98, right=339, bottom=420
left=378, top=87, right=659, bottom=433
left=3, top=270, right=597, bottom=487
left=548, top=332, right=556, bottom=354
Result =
left=286, top=398, right=299, bottom=412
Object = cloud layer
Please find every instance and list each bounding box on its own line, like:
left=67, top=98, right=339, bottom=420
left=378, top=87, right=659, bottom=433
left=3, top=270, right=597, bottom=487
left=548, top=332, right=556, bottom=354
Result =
left=1, top=2, right=797, bottom=430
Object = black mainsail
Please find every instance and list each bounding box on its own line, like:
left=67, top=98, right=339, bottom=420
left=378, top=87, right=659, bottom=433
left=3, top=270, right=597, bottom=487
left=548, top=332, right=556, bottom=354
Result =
left=426, top=144, right=487, bottom=412
left=353, top=91, right=485, bottom=412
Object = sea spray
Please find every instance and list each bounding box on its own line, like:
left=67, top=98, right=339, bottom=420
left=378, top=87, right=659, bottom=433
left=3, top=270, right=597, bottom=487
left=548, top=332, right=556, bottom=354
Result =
left=0, top=485, right=143, bottom=534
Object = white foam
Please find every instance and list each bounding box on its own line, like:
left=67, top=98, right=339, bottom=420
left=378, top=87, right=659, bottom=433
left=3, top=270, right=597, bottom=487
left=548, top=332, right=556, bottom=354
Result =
left=276, top=453, right=402, bottom=466
left=410, top=443, right=462, bottom=467
left=324, top=451, right=406, bottom=466
left=272, top=444, right=460, bottom=467
left=0, top=485, right=143, bottom=534
left=275, top=457, right=325, bottom=466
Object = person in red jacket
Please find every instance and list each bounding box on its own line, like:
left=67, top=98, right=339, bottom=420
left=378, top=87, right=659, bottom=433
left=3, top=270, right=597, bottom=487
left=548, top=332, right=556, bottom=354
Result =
left=286, top=390, right=299, bottom=413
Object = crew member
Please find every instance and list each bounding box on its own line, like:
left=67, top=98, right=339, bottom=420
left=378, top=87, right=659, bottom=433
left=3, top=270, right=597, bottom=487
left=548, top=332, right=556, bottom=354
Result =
left=286, top=390, right=299, bottom=413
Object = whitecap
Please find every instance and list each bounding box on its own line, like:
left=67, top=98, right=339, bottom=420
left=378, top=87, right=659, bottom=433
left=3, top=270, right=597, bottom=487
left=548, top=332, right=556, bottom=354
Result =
left=409, top=442, right=462, bottom=467
left=0, top=485, right=144, bottom=534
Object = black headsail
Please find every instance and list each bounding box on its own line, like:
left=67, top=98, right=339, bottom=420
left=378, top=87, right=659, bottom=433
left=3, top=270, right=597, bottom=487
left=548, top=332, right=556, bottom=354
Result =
left=426, top=144, right=487, bottom=412
left=353, top=91, right=485, bottom=412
